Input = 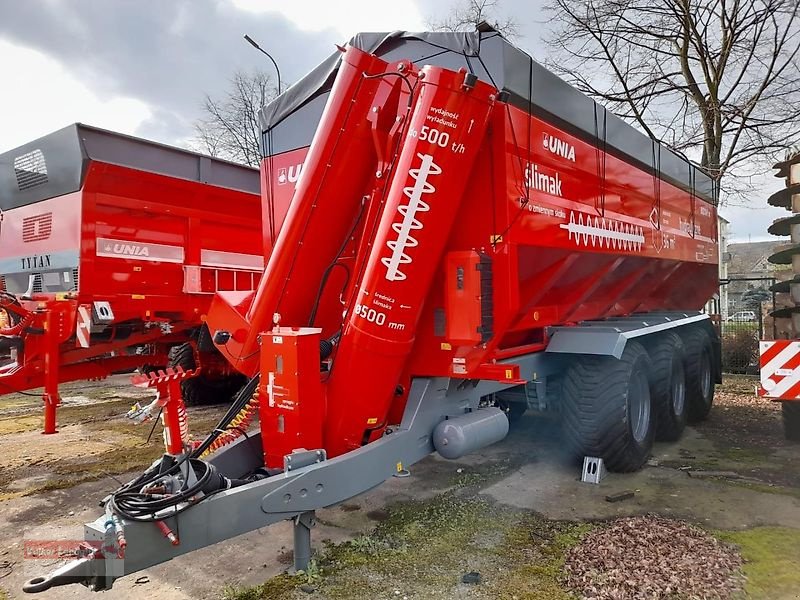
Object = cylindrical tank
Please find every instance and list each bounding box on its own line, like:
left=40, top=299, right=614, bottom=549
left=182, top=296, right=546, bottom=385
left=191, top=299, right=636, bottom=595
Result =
left=323, top=67, right=497, bottom=457
left=433, top=408, right=510, bottom=459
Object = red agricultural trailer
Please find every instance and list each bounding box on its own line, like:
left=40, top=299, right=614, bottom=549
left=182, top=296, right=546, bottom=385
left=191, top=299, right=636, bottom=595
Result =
left=25, top=28, right=721, bottom=593
left=0, top=125, right=295, bottom=431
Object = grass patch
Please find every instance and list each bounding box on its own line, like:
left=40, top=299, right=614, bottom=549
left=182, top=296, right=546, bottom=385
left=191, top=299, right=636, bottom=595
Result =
left=40, top=412, right=226, bottom=483
left=221, top=574, right=298, bottom=600
left=0, top=414, right=42, bottom=435
left=221, top=491, right=590, bottom=600
left=495, top=515, right=594, bottom=600
left=0, top=398, right=134, bottom=435
left=717, top=527, right=800, bottom=599
left=59, top=399, right=133, bottom=423
left=713, top=445, right=772, bottom=465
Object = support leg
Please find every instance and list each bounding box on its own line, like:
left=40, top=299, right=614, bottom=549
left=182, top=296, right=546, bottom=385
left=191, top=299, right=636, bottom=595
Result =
left=42, top=310, right=61, bottom=435
left=293, top=511, right=315, bottom=572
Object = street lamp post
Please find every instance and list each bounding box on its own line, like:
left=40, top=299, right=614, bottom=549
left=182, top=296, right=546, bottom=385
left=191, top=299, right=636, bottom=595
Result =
left=243, top=34, right=282, bottom=93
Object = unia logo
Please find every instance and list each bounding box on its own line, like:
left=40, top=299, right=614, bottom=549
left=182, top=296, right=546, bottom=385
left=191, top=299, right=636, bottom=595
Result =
left=542, top=133, right=576, bottom=162
left=105, top=242, right=149, bottom=257
left=277, top=163, right=303, bottom=186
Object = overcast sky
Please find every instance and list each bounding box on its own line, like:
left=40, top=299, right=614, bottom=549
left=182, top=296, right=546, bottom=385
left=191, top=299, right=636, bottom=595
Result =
left=0, top=0, right=785, bottom=242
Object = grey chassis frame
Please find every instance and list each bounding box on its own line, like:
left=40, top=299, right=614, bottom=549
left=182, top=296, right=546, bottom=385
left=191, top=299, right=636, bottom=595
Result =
left=23, top=311, right=713, bottom=593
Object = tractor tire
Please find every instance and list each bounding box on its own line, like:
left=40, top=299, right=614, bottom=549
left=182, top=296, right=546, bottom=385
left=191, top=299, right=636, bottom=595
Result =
left=561, top=341, right=655, bottom=472
left=167, top=343, right=244, bottom=406
left=782, top=401, right=800, bottom=442
left=137, top=364, right=165, bottom=377
left=643, top=332, right=687, bottom=442
left=682, top=327, right=715, bottom=423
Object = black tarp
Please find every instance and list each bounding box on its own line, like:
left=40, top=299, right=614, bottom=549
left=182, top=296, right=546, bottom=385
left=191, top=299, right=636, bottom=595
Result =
left=259, top=29, right=718, bottom=205
left=0, top=124, right=259, bottom=210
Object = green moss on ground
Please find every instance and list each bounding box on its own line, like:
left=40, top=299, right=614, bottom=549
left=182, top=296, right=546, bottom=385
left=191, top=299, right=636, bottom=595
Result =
left=493, top=514, right=593, bottom=600
left=221, top=574, right=298, bottom=600
left=220, top=491, right=590, bottom=600
left=717, top=527, right=800, bottom=599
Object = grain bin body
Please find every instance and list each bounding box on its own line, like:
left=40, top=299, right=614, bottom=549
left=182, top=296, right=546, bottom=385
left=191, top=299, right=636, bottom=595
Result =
left=227, top=30, right=718, bottom=382
left=210, top=31, right=718, bottom=457
left=0, top=125, right=272, bottom=414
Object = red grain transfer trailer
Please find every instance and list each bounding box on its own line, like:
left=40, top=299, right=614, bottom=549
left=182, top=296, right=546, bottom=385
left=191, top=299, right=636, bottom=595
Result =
left=0, top=124, right=290, bottom=430
left=27, top=29, right=721, bottom=593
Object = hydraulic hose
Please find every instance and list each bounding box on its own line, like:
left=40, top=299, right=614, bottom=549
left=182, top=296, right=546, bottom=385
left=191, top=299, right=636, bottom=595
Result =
left=0, top=293, right=32, bottom=336
left=107, top=374, right=261, bottom=522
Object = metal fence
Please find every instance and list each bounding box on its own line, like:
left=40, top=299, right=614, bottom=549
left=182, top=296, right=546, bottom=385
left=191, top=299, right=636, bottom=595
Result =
left=717, top=276, right=776, bottom=374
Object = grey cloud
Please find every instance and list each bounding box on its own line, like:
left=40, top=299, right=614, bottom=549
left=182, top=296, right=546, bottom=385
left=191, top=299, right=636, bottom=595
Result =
left=0, top=0, right=342, bottom=145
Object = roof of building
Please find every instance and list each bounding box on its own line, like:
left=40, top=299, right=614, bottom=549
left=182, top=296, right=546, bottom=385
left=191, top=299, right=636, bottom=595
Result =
left=727, top=241, right=778, bottom=275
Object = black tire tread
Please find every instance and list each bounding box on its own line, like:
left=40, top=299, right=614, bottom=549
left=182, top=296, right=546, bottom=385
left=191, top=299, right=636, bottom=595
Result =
left=560, top=341, right=654, bottom=472
left=167, top=343, right=247, bottom=407
left=167, top=343, right=206, bottom=406
left=682, top=327, right=714, bottom=422
left=643, top=332, right=687, bottom=442
left=783, top=401, right=800, bottom=442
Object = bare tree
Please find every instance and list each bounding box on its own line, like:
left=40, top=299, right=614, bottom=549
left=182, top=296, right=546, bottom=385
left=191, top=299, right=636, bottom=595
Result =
left=429, top=0, right=519, bottom=40
left=194, top=69, right=276, bottom=167
left=546, top=0, right=800, bottom=198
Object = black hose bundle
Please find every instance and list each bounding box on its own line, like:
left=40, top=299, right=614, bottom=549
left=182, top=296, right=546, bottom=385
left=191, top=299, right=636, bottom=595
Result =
left=108, top=375, right=260, bottom=522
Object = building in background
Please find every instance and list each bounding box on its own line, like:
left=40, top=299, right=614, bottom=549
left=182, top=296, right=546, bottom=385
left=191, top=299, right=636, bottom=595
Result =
left=707, top=215, right=730, bottom=318
left=726, top=240, right=776, bottom=312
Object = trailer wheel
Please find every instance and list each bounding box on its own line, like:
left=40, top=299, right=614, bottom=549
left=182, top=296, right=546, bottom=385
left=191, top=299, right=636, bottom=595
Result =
left=167, top=343, right=243, bottom=406
left=561, top=341, right=654, bottom=472
left=682, top=327, right=714, bottom=422
left=783, top=401, right=800, bottom=441
left=644, top=332, right=687, bottom=442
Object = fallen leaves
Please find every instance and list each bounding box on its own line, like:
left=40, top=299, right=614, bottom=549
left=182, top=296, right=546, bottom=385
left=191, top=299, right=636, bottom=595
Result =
left=563, top=515, right=743, bottom=599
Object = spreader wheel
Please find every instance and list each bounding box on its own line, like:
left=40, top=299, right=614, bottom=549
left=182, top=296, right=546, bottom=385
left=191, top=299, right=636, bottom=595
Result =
left=561, top=341, right=655, bottom=472
left=783, top=401, right=800, bottom=442
left=681, top=327, right=715, bottom=422
left=643, top=332, right=687, bottom=442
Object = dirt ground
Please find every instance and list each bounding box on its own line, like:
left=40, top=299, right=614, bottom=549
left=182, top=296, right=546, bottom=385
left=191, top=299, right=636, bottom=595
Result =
left=0, top=375, right=798, bottom=599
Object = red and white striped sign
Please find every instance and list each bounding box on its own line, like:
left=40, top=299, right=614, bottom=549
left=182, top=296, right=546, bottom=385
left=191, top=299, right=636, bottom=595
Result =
left=76, top=305, right=92, bottom=348
left=759, top=340, right=800, bottom=399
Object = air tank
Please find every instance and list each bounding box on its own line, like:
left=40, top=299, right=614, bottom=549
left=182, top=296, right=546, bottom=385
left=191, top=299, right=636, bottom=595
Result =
left=432, top=407, right=509, bottom=459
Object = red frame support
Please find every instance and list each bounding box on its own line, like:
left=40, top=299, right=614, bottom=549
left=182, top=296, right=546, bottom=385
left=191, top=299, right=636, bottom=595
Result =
left=131, top=367, right=199, bottom=455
